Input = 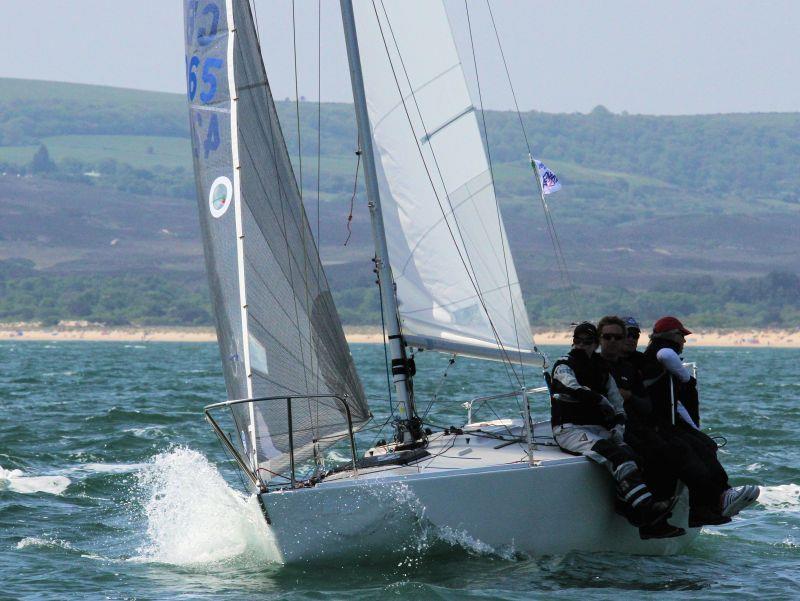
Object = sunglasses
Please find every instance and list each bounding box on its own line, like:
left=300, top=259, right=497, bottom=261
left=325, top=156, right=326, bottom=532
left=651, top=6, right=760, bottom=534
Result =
left=573, top=337, right=597, bottom=345
left=627, top=331, right=640, bottom=339
left=601, top=333, right=623, bottom=341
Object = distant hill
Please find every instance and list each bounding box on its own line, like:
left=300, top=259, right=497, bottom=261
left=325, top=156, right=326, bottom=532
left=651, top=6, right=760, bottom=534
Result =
left=1, top=78, right=798, bottom=328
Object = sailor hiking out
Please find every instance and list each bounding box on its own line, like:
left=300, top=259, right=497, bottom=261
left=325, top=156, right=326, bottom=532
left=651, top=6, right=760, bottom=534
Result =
left=638, top=316, right=760, bottom=524
left=549, top=322, right=684, bottom=539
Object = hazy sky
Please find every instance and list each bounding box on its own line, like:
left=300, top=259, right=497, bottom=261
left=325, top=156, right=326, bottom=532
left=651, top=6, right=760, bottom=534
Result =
left=2, top=0, right=799, bottom=115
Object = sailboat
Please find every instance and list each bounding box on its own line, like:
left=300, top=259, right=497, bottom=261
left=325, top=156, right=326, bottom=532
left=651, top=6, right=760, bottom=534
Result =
left=183, top=0, right=698, bottom=563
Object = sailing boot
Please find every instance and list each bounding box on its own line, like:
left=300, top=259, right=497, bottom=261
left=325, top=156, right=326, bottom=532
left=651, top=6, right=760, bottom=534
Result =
left=720, top=485, right=761, bottom=517
left=613, top=460, right=668, bottom=527
left=688, top=506, right=731, bottom=528
left=639, top=523, right=686, bottom=539
left=639, top=512, right=686, bottom=539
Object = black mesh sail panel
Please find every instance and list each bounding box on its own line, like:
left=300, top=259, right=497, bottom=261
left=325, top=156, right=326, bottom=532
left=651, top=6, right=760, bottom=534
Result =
left=184, top=0, right=368, bottom=480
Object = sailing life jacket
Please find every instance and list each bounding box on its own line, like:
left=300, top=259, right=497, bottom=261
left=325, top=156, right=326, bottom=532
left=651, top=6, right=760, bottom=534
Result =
left=550, top=349, right=616, bottom=427
left=641, top=339, right=700, bottom=427
left=607, top=355, right=651, bottom=422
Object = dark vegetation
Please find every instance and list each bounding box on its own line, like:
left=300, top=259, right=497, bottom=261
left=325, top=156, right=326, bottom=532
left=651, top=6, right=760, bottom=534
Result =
left=2, top=258, right=797, bottom=330
left=0, top=259, right=211, bottom=327
left=1, top=79, right=798, bottom=329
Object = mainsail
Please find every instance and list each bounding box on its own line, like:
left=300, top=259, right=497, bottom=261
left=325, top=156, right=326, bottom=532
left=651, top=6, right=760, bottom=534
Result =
left=351, top=0, right=537, bottom=364
left=184, top=0, right=368, bottom=478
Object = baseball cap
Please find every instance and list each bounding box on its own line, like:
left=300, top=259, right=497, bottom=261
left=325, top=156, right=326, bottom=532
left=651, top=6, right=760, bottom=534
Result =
left=573, top=321, right=598, bottom=340
left=652, top=316, right=692, bottom=335
left=621, top=316, right=640, bottom=330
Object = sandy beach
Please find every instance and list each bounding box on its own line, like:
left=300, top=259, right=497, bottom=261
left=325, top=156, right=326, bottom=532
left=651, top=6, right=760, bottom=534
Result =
left=1, top=323, right=799, bottom=348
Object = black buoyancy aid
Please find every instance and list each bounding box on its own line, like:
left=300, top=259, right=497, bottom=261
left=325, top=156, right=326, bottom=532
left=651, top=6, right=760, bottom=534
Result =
left=550, top=349, right=610, bottom=426
left=641, top=339, right=700, bottom=427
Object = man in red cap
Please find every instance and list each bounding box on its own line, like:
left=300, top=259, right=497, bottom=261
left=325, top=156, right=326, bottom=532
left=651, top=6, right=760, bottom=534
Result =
left=640, top=316, right=760, bottom=525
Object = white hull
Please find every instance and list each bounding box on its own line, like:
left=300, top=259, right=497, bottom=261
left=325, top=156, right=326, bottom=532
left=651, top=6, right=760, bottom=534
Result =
left=258, top=421, right=699, bottom=564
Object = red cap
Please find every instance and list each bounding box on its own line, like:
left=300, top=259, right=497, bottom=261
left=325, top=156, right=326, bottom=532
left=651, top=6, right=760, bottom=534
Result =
left=653, top=316, right=692, bottom=335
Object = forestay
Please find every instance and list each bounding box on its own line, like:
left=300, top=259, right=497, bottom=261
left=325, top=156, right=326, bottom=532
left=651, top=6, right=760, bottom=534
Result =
left=351, top=0, right=537, bottom=365
left=183, top=0, right=368, bottom=478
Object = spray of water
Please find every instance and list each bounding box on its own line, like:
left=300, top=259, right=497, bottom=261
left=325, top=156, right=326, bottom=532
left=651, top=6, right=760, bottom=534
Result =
left=133, top=447, right=280, bottom=565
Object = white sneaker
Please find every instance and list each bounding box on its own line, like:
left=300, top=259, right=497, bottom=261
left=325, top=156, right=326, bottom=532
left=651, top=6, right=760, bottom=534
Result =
left=721, top=485, right=760, bottom=517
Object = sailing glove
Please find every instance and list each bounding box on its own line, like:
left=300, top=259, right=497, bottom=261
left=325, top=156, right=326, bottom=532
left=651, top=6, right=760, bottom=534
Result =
left=610, top=423, right=625, bottom=444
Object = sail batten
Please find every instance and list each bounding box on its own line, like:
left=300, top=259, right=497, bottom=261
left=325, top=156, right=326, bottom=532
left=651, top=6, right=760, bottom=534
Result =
left=352, top=0, right=535, bottom=364
left=184, top=0, right=368, bottom=480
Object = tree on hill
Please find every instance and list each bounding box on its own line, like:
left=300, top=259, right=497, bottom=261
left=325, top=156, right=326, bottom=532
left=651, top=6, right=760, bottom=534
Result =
left=30, top=144, right=56, bottom=173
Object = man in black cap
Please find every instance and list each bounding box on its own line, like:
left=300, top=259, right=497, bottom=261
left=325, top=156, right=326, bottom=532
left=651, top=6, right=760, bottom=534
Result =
left=549, top=322, right=683, bottom=539
left=621, top=316, right=644, bottom=369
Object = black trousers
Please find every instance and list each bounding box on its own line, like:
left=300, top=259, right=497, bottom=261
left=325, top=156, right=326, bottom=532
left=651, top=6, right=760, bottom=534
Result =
left=625, top=421, right=729, bottom=508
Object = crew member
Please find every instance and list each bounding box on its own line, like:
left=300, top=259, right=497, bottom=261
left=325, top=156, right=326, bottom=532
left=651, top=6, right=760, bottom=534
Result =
left=641, top=316, right=760, bottom=524
left=621, top=316, right=644, bottom=368
left=597, top=316, right=682, bottom=511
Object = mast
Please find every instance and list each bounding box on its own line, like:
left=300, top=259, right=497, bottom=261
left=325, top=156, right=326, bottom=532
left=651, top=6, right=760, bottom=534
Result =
left=339, top=0, right=420, bottom=442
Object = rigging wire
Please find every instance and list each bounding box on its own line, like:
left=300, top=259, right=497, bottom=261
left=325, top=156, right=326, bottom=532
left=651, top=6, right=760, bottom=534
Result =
left=290, top=0, right=312, bottom=402
left=484, top=0, right=580, bottom=316
left=464, top=0, right=526, bottom=387
left=343, top=150, right=361, bottom=246
left=315, top=0, right=323, bottom=418
left=316, top=0, right=322, bottom=252
left=372, top=0, right=522, bottom=389
left=292, top=0, right=304, bottom=201
left=420, top=355, right=456, bottom=420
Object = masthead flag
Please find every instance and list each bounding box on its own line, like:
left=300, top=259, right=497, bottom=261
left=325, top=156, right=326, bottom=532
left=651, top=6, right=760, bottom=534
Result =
left=532, top=158, right=562, bottom=195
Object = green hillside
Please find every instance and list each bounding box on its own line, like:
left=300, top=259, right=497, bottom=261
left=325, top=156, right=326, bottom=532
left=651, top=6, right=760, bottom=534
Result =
left=1, top=78, right=799, bottom=328
left=3, top=77, right=800, bottom=209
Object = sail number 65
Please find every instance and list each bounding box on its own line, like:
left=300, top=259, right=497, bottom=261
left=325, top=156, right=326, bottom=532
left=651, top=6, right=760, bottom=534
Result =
left=187, top=56, right=223, bottom=104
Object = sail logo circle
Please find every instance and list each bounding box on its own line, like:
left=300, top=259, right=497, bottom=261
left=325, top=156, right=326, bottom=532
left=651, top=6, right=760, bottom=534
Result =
left=208, top=176, right=233, bottom=218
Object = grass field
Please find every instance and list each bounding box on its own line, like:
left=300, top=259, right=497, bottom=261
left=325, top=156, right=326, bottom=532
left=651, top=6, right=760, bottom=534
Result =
left=0, top=135, right=191, bottom=170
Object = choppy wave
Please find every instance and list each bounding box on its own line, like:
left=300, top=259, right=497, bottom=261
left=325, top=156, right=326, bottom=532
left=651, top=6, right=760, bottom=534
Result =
left=66, top=462, right=148, bottom=476
left=3, top=342, right=800, bottom=599
left=758, top=483, right=800, bottom=512
left=0, top=466, right=71, bottom=495
left=132, top=447, right=278, bottom=565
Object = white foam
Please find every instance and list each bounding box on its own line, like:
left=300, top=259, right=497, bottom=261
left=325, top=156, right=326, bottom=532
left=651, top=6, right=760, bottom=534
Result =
left=0, top=466, right=70, bottom=495
left=759, top=484, right=800, bottom=512
left=122, top=426, right=165, bottom=439
left=16, top=536, right=74, bottom=551
left=132, top=447, right=279, bottom=566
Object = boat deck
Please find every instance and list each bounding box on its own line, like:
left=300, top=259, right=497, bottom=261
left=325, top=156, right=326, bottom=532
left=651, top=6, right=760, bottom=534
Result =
left=322, top=419, right=583, bottom=483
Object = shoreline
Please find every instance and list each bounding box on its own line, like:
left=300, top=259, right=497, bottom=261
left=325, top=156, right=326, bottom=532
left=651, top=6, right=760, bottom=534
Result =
left=1, top=324, right=799, bottom=348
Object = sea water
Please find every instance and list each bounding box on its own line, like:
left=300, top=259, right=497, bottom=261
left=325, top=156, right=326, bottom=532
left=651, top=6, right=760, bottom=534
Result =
left=1, top=341, right=798, bottom=599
